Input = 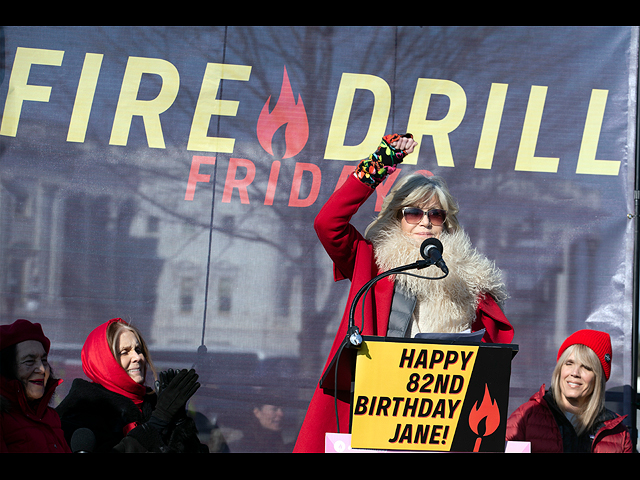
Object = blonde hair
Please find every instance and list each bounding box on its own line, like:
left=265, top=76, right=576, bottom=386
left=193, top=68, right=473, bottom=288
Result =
left=106, top=320, right=157, bottom=382
left=551, top=344, right=606, bottom=435
left=365, top=174, right=460, bottom=241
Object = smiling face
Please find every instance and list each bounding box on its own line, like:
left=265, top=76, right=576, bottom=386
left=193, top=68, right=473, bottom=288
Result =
left=115, top=330, right=147, bottom=384
left=399, top=197, right=446, bottom=242
left=558, top=352, right=596, bottom=413
left=15, top=340, right=51, bottom=401
left=253, top=404, right=284, bottom=431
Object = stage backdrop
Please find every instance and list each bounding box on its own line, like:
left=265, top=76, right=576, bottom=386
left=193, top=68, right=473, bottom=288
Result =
left=1, top=26, right=638, bottom=451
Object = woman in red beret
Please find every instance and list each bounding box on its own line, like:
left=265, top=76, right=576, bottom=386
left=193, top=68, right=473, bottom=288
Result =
left=0, top=319, right=71, bottom=453
left=506, top=329, right=632, bottom=453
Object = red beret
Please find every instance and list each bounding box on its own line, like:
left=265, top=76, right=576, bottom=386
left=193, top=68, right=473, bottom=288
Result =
left=0, top=319, right=51, bottom=354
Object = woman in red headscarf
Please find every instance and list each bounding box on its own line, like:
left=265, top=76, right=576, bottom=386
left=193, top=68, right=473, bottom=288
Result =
left=56, top=318, right=207, bottom=452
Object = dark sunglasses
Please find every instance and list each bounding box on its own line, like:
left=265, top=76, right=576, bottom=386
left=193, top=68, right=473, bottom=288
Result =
left=401, top=207, right=447, bottom=226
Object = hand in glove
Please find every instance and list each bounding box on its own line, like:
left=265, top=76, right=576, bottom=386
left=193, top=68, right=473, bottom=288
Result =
left=355, top=133, right=417, bottom=187
left=152, top=368, right=200, bottom=425
left=154, top=368, right=179, bottom=395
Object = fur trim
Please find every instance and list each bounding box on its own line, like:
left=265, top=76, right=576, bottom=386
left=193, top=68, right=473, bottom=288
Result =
left=373, top=228, right=507, bottom=335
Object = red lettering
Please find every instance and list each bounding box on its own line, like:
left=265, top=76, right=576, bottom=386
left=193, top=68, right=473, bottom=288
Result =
left=188, top=158, right=414, bottom=210
left=264, top=160, right=281, bottom=206
left=288, top=162, right=321, bottom=207
left=185, top=155, right=216, bottom=201
left=222, top=158, right=256, bottom=204
left=334, top=165, right=354, bottom=192
left=374, top=168, right=402, bottom=211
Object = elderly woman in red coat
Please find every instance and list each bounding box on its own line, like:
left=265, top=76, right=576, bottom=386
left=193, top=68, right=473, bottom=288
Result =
left=293, top=134, right=513, bottom=453
left=506, top=329, right=632, bottom=453
left=0, top=319, right=71, bottom=453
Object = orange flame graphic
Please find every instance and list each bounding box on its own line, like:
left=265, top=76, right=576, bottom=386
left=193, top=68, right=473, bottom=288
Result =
left=468, top=384, right=501, bottom=452
left=257, top=66, right=308, bottom=159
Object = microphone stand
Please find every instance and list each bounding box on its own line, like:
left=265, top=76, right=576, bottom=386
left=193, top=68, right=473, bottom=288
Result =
left=330, top=257, right=447, bottom=433
left=346, top=258, right=446, bottom=348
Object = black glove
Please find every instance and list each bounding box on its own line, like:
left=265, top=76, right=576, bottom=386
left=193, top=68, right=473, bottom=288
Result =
left=154, top=368, right=179, bottom=395
left=152, top=368, right=200, bottom=425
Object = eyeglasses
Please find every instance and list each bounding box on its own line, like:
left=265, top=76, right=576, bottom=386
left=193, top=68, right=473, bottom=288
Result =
left=401, top=207, right=447, bottom=226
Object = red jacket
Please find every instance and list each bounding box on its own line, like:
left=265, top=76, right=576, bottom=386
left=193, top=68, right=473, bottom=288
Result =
left=506, top=385, right=633, bottom=453
left=293, top=175, right=514, bottom=453
left=1, top=376, right=71, bottom=453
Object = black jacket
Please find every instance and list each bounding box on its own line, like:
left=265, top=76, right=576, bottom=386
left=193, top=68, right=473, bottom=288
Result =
left=56, top=378, right=207, bottom=453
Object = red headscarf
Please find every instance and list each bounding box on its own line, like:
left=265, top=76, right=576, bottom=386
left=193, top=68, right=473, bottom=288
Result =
left=81, top=318, right=147, bottom=407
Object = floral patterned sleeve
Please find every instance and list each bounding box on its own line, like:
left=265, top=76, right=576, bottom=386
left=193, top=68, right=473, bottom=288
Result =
left=354, top=133, right=413, bottom=187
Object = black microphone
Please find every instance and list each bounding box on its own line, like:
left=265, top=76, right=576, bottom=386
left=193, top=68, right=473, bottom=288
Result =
left=344, top=238, right=448, bottom=349
left=420, top=238, right=448, bottom=275
left=71, top=427, right=95, bottom=453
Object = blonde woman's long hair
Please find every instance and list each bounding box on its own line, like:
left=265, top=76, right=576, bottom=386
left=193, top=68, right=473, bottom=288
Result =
left=551, top=344, right=606, bottom=436
left=364, top=174, right=461, bottom=241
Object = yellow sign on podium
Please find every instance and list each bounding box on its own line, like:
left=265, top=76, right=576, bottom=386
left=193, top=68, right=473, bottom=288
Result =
left=350, top=338, right=514, bottom=452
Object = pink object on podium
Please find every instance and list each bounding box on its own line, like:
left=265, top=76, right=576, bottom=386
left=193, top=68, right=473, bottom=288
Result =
left=325, top=433, right=530, bottom=453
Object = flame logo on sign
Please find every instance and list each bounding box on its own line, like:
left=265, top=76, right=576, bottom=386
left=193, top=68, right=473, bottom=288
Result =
left=468, top=384, right=501, bottom=452
left=257, top=66, right=309, bottom=159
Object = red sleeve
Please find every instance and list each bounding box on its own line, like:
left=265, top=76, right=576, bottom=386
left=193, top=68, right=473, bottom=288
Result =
left=314, top=174, right=376, bottom=281
left=473, top=294, right=514, bottom=344
left=505, top=386, right=546, bottom=442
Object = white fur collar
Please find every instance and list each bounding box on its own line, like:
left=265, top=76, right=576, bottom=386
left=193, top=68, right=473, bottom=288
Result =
left=372, top=228, right=507, bottom=335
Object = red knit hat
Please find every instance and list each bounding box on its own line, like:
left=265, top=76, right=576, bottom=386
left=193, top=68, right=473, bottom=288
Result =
left=0, top=319, right=51, bottom=354
left=557, top=329, right=612, bottom=381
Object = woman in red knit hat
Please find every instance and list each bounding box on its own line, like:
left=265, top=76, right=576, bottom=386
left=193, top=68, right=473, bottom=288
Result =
left=0, top=319, right=71, bottom=453
left=506, top=329, right=632, bottom=453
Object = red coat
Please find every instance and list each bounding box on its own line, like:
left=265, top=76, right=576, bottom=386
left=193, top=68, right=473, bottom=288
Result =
left=506, top=385, right=633, bottom=453
left=293, top=175, right=514, bottom=453
left=1, top=377, right=71, bottom=453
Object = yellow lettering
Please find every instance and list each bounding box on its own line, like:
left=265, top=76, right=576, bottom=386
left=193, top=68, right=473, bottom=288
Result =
left=67, top=53, right=104, bottom=143
left=514, top=85, right=559, bottom=173
left=324, top=73, right=391, bottom=161
left=0, top=47, right=64, bottom=137
left=576, top=89, right=620, bottom=176
left=406, top=79, right=466, bottom=167
left=475, top=83, right=508, bottom=169
left=109, top=56, right=180, bottom=148
left=187, top=63, right=252, bottom=153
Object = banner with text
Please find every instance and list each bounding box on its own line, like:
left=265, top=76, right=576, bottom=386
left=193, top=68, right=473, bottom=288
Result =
left=1, top=26, right=637, bottom=451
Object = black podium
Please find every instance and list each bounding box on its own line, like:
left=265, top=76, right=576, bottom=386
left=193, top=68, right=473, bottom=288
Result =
left=320, top=335, right=518, bottom=452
